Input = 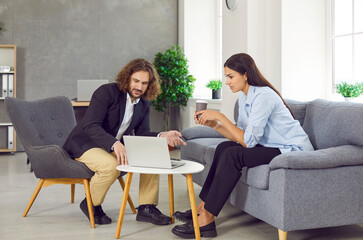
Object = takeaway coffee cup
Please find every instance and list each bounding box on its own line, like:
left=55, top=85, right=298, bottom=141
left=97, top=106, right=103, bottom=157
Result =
left=196, top=100, right=208, bottom=120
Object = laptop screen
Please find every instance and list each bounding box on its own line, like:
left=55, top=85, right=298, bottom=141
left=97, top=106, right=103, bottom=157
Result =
left=123, top=136, right=172, bottom=168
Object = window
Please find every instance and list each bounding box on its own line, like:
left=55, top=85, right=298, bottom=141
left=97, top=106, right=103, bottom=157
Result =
left=331, top=0, right=363, bottom=86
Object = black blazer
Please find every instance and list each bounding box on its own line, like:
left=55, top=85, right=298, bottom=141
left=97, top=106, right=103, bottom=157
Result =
left=63, top=83, right=158, bottom=158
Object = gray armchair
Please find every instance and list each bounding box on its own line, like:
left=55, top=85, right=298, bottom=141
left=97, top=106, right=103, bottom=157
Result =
left=5, top=96, right=136, bottom=228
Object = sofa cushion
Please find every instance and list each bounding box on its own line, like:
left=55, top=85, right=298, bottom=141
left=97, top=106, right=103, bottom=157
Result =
left=181, top=126, right=224, bottom=141
left=285, top=99, right=309, bottom=126
left=303, top=99, right=363, bottom=149
left=180, top=138, right=227, bottom=164
left=234, top=99, right=239, bottom=123
left=269, top=145, right=363, bottom=170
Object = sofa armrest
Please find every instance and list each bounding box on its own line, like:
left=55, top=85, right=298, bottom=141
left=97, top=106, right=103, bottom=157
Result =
left=181, top=126, right=224, bottom=141
left=28, top=145, right=94, bottom=179
left=270, top=145, right=363, bottom=170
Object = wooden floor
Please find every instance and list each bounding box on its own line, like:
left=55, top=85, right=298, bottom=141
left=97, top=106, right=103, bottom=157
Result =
left=0, top=151, right=362, bottom=240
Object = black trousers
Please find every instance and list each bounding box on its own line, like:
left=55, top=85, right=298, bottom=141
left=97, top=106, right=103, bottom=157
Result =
left=199, top=141, right=281, bottom=216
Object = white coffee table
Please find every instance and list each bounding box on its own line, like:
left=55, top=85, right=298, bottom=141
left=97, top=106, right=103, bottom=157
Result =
left=115, top=160, right=204, bottom=240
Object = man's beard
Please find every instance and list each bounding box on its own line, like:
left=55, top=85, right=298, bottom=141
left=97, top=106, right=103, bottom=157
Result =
left=128, top=88, right=143, bottom=99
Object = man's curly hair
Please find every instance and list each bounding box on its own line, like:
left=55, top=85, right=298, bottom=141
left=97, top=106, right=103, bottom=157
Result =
left=115, top=58, right=161, bottom=101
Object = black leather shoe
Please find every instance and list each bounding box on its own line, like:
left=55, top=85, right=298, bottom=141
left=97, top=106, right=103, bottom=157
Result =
left=79, top=198, right=112, bottom=225
left=173, top=209, right=193, bottom=223
left=136, top=204, right=172, bottom=225
left=172, top=221, right=217, bottom=239
left=94, top=204, right=112, bottom=224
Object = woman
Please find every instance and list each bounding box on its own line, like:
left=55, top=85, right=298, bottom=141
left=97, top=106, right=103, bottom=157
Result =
left=171, top=53, right=314, bottom=238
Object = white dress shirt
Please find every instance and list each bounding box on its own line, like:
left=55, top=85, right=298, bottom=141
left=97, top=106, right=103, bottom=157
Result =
left=115, top=93, right=140, bottom=140
left=112, top=93, right=163, bottom=150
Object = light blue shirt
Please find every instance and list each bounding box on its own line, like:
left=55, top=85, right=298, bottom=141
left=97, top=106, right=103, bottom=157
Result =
left=237, top=86, right=314, bottom=153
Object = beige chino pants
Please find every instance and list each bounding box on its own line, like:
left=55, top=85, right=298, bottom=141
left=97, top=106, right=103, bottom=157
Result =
left=76, top=148, right=159, bottom=206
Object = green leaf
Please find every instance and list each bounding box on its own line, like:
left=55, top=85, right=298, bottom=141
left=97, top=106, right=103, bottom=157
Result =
left=151, top=45, right=196, bottom=129
left=206, top=80, right=222, bottom=90
left=336, top=81, right=363, bottom=98
left=152, top=44, right=195, bottom=110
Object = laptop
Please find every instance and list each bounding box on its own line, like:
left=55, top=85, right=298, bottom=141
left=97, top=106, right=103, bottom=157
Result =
left=123, top=136, right=185, bottom=169
left=76, top=79, right=109, bottom=101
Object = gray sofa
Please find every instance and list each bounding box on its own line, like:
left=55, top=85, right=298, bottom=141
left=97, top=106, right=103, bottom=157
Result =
left=180, top=99, right=363, bottom=240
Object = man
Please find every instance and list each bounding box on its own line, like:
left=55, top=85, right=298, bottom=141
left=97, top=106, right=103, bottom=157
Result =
left=63, top=58, right=186, bottom=225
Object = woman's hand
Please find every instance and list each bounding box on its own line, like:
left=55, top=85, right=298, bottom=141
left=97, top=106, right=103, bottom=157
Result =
left=196, top=109, right=246, bottom=146
left=194, top=110, right=222, bottom=127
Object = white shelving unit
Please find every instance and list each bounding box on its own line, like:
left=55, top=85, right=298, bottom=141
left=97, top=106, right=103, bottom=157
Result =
left=0, top=45, right=17, bottom=153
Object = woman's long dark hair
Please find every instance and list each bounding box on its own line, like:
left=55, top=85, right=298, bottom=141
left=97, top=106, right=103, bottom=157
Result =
left=224, top=53, right=294, bottom=118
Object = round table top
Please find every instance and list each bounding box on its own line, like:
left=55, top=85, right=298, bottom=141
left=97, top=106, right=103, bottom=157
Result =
left=116, top=160, right=204, bottom=175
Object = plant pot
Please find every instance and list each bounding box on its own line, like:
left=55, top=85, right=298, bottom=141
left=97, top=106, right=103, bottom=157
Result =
left=212, top=89, right=221, bottom=99
left=344, top=97, right=354, bottom=102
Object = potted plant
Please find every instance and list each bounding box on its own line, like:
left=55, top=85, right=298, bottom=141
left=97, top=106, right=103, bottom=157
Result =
left=335, top=81, right=363, bottom=101
left=206, top=80, right=222, bottom=99
left=152, top=45, right=195, bottom=131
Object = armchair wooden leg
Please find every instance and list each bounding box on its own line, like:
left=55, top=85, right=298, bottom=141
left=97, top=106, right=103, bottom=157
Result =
left=278, top=229, right=287, bottom=240
left=23, top=179, right=45, bottom=217
left=71, top=184, right=75, bottom=203
left=118, top=177, right=136, bottom=214
left=83, top=179, right=95, bottom=228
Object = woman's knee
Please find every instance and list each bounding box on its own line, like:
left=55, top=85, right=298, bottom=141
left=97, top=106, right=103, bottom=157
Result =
left=216, top=140, right=234, bottom=149
left=215, top=141, right=240, bottom=158
left=215, top=141, right=234, bottom=154
left=222, top=146, right=245, bottom=169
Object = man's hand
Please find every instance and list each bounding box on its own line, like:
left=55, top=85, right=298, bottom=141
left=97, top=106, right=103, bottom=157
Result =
left=113, top=141, right=128, bottom=165
left=160, top=130, right=187, bottom=147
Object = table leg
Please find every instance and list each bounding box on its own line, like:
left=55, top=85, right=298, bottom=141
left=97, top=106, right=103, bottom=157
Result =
left=118, top=177, right=136, bottom=214
left=115, top=172, right=133, bottom=239
left=186, top=174, right=201, bottom=240
left=168, top=174, right=174, bottom=223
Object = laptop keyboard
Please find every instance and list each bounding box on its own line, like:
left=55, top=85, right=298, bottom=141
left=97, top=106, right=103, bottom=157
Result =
left=170, top=159, right=184, bottom=168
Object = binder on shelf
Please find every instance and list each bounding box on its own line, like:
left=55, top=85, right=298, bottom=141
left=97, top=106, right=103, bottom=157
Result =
left=2, top=73, right=8, bottom=97
left=8, top=74, right=14, bottom=97
left=8, top=125, right=14, bottom=150
left=0, top=65, right=11, bottom=72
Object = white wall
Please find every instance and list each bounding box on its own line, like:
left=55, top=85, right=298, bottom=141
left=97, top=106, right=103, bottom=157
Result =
left=243, top=0, right=326, bottom=101
left=220, top=0, right=248, bottom=122
left=221, top=0, right=327, bottom=110
left=281, top=0, right=327, bottom=101
left=247, top=0, right=282, bottom=92
left=220, top=0, right=282, bottom=122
